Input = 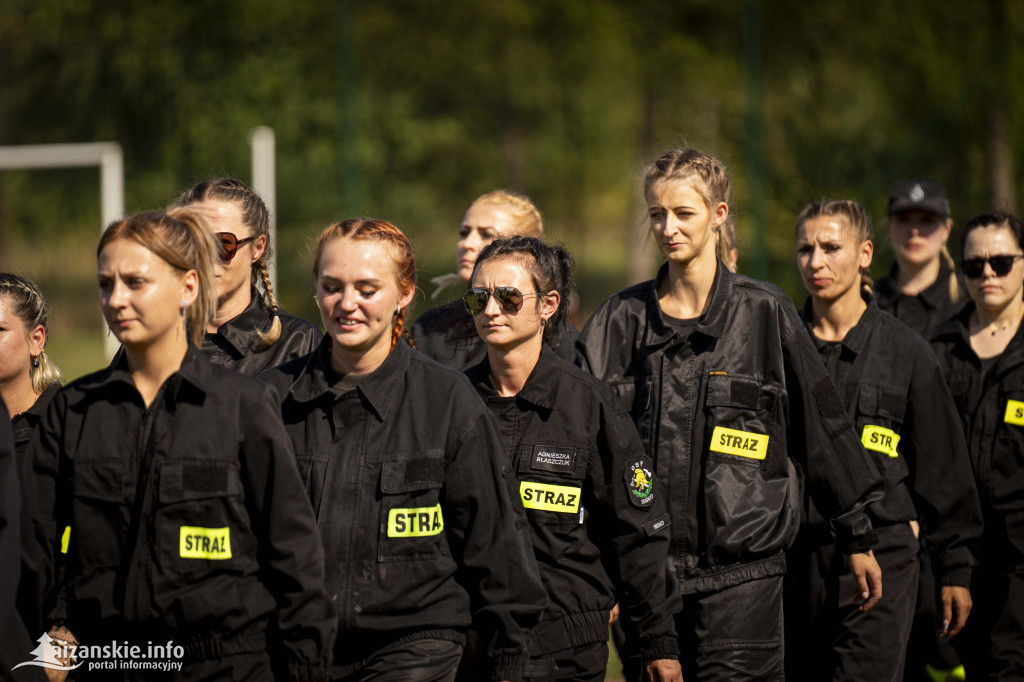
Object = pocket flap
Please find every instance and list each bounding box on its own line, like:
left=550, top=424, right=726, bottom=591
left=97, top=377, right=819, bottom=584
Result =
left=159, top=460, right=241, bottom=503
left=72, top=460, right=124, bottom=502
left=705, top=374, right=763, bottom=409
left=857, top=385, right=907, bottom=421
left=381, top=453, right=445, bottom=493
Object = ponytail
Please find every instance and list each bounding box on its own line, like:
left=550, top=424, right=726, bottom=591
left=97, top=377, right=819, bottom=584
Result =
left=940, top=246, right=962, bottom=304
left=253, top=260, right=283, bottom=347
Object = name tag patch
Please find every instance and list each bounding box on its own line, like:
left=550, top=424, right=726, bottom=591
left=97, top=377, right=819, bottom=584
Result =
left=530, top=445, right=575, bottom=474
left=1005, top=400, right=1024, bottom=426
left=180, top=526, right=232, bottom=560
left=710, top=426, right=769, bottom=460
left=623, top=455, right=655, bottom=508
left=861, top=425, right=900, bottom=457
left=520, top=482, right=581, bottom=513
left=388, top=504, right=444, bottom=537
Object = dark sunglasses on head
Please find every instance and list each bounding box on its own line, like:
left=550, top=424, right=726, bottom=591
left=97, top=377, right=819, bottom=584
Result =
left=960, top=254, right=1024, bottom=278
left=463, top=287, right=542, bottom=315
left=216, top=232, right=258, bottom=262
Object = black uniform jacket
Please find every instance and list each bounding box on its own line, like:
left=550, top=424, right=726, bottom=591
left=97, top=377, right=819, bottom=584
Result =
left=874, top=260, right=967, bottom=340
left=932, top=304, right=1024, bottom=563
left=412, top=299, right=579, bottom=371
left=466, top=347, right=680, bottom=660
left=799, top=295, right=982, bottom=587
left=26, top=348, right=335, bottom=681
left=202, top=288, right=322, bottom=375
left=576, top=263, right=883, bottom=595
left=261, top=338, right=546, bottom=680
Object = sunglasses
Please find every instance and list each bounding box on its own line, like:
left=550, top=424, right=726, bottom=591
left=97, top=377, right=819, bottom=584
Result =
left=216, top=232, right=258, bottom=262
left=463, top=287, right=542, bottom=315
left=960, top=254, right=1024, bottom=278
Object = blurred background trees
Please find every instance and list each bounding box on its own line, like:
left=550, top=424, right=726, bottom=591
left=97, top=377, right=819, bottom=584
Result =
left=1, top=0, right=1021, bottom=378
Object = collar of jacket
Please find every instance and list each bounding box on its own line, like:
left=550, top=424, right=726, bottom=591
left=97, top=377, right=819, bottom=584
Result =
left=77, top=344, right=210, bottom=401
left=877, top=259, right=955, bottom=310
left=21, top=381, right=60, bottom=421
left=285, top=335, right=410, bottom=420
left=799, top=288, right=883, bottom=357
left=641, top=260, right=731, bottom=348
left=932, top=300, right=1024, bottom=371
left=468, top=344, right=561, bottom=410
left=209, top=287, right=272, bottom=354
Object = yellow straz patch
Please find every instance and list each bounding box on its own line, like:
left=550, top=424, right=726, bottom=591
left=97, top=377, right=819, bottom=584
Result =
left=1004, top=400, right=1024, bottom=426
left=179, top=526, right=232, bottom=560
left=710, top=426, right=769, bottom=460
left=861, top=425, right=901, bottom=457
left=388, top=504, right=444, bottom=537
left=519, top=481, right=581, bottom=513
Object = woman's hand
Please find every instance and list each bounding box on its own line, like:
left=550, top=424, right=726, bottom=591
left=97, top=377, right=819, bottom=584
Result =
left=848, top=550, right=883, bottom=612
left=646, top=658, right=684, bottom=682
left=940, top=586, right=972, bottom=637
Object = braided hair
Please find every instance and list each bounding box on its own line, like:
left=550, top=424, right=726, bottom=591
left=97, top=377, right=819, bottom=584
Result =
left=796, top=200, right=874, bottom=291
left=0, top=273, right=64, bottom=393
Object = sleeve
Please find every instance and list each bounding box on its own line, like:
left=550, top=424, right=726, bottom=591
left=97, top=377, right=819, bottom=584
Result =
left=240, top=383, right=337, bottom=682
left=781, top=307, right=883, bottom=553
left=903, top=346, right=983, bottom=587
left=588, top=394, right=679, bottom=661
left=441, top=402, right=547, bottom=681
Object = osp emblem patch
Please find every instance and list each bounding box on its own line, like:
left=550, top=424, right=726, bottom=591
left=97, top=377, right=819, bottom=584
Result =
left=624, top=456, right=655, bottom=508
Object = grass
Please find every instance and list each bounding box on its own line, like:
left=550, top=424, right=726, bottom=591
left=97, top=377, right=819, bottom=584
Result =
left=46, top=331, right=108, bottom=383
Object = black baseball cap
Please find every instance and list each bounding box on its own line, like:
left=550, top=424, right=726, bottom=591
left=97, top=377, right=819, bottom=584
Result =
left=887, top=178, right=950, bottom=218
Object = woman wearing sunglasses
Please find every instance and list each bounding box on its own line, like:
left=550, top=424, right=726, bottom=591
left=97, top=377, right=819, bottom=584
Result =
left=412, top=190, right=578, bottom=370
left=787, top=200, right=981, bottom=682
left=176, top=178, right=321, bottom=375
left=461, top=236, right=681, bottom=682
left=25, top=208, right=335, bottom=681
left=261, top=219, right=544, bottom=682
left=577, top=149, right=885, bottom=681
left=930, top=211, right=1024, bottom=681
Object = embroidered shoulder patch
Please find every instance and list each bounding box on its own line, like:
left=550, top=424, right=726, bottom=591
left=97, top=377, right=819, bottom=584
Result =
left=624, top=456, right=656, bottom=508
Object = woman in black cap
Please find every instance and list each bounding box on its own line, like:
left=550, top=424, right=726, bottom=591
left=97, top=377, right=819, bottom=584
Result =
left=873, top=178, right=965, bottom=340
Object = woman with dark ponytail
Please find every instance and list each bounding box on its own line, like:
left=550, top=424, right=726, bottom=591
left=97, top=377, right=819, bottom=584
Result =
left=786, top=200, right=981, bottom=681
left=261, top=219, right=545, bottom=682
left=462, top=236, right=681, bottom=682
left=26, top=208, right=335, bottom=681
left=177, top=178, right=321, bottom=375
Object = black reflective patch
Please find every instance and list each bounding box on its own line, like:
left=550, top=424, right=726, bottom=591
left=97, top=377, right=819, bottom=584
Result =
left=530, top=445, right=575, bottom=474
left=183, top=463, right=228, bottom=493
left=731, top=381, right=761, bottom=409
left=813, top=376, right=846, bottom=419
left=405, top=458, right=444, bottom=486
left=643, top=514, right=670, bottom=536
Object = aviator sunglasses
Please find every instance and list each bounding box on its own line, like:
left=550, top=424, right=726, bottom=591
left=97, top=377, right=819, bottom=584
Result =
left=960, top=254, right=1024, bottom=279
left=463, top=287, right=542, bottom=315
left=216, top=232, right=258, bottom=262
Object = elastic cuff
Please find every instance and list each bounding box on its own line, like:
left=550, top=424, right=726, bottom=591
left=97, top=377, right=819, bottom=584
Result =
left=841, top=531, right=879, bottom=554
left=287, top=661, right=330, bottom=682
left=641, top=636, right=679, bottom=661
left=940, top=567, right=972, bottom=588
left=492, top=652, right=527, bottom=681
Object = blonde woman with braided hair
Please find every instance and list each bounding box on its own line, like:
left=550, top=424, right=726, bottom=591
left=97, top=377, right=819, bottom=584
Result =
left=412, top=190, right=579, bottom=370
left=578, top=149, right=885, bottom=681
left=25, top=208, right=335, bottom=681
left=177, top=178, right=321, bottom=375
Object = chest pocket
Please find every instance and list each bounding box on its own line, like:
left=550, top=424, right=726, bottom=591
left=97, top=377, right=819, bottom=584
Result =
left=378, top=452, right=448, bottom=561
left=703, top=374, right=779, bottom=470
left=516, top=444, right=586, bottom=526
left=855, top=385, right=909, bottom=479
left=69, top=459, right=126, bottom=569
left=606, top=375, right=655, bottom=448
left=156, top=460, right=250, bottom=578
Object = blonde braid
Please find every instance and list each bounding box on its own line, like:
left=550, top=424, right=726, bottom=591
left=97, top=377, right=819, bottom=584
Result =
left=254, top=261, right=283, bottom=347
left=0, top=274, right=65, bottom=392
left=941, top=246, right=963, bottom=303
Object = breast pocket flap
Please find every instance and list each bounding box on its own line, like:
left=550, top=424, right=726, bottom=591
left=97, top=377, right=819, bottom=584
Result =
left=381, top=453, right=445, bottom=494
left=72, top=460, right=124, bottom=502
left=159, top=460, right=241, bottom=503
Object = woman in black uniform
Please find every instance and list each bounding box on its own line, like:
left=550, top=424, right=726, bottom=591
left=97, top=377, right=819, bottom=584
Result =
left=577, top=148, right=884, bottom=681
left=262, top=218, right=545, bottom=682
left=930, top=211, right=1024, bottom=681
left=463, top=236, right=681, bottom=682
left=787, top=200, right=981, bottom=681
left=176, top=178, right=322, bottom=374
left=26, top=209, right=335, bottom=681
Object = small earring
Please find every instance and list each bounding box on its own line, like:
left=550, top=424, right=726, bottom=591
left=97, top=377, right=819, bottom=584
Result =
left=31, top=355, right=40, bottom=368
left=541, top=318, right=548, bottom=327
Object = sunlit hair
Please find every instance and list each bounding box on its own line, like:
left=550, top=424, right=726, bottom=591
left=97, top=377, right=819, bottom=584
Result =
left=961, top=211, right=1024, bottom=254
left=176, top=178, right=282, bottom=345
left=719, top=216, right=738, bottom=270
left=472, top=236, right=575, bottom=349
left=313, top=218, right=417, bottom=351
left=0, top=273, right=64, bottom=392
left=644, top=148, right=731, bottom=263
left=470, top=190, right=544, bottom=237
left=97, top=209, right=219, bottom=347
left=796, top=200, right=874, bottom=290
